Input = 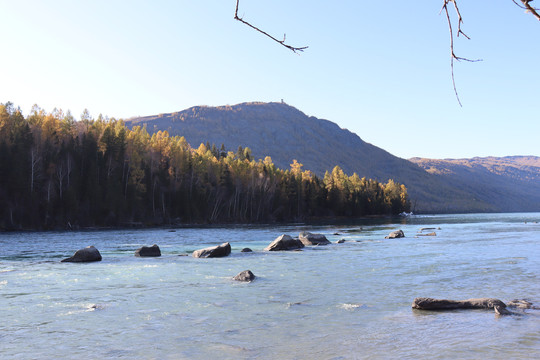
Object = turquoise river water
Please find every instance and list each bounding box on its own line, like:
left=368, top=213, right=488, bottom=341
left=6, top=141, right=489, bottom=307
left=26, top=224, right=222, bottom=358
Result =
left=1, top=213, right=539, bottom=359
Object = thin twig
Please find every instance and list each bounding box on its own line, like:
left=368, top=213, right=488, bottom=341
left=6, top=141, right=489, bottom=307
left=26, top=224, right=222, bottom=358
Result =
left=513, top=0, right=540, bottom=20
left=441, top=0, right=482, bottom=106
left=234, top=0, right=308, bottom=54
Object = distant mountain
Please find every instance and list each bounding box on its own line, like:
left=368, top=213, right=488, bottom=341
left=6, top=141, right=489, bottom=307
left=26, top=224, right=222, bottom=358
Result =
left=125, top=102, right=538, bottom=213
left=409, top=156, right=540, bottom=212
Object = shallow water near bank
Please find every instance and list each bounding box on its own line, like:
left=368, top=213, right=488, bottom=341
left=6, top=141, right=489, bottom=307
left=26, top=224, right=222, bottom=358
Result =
left=1, top=213, right=539, bottom=359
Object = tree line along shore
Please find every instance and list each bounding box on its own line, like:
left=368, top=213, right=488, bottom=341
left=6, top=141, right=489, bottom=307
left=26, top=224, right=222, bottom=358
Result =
left=0, top=102, right=410, bottom=230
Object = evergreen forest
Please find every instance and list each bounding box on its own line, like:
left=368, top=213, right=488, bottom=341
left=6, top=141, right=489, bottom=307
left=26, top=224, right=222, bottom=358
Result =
left=0, top=102, right=410, bottom=230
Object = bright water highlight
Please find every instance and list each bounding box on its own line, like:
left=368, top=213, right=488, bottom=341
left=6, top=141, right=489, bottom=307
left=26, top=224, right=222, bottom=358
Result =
left=1, top=213, right=539, bottom=359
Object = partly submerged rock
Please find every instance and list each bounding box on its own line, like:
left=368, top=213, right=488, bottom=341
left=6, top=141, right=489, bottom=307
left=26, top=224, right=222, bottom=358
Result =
left=494, top=305, right=513, bottom=316
left=507, top=299, right=538, bottom=309
left=419, top=227, right=440, bottom=232
left=61, top=246, right=102, bottom=263
left=240, top=248, right=253, bottom=253
left=412, top=297, right=506, bottom=310
left=135, top=244, right=161, bottom=257
left=336, top=239, right=346, bottom=244
left=385, top=230, right=405, bottom=239
left=298, top=232, right=331, bottom=246
left=192, top=242, right=231, bottom=258
left=264, top=235, right=304, bottom=251
left=233, top=270, right=256, bottom=282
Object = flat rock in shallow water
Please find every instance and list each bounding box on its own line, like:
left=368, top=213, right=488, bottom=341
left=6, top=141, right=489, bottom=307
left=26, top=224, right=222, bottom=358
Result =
left=264, top=235, right=304, bottom=251
left=507, top=299, right=539, bottom=309
left=298, top=232, right=331, bottom=246
left=192, top=242, right=231, bottom=258
left=385, top=230, right=405, bottom=239
left=412, top=297, right=506, bottom=310
left=135, top=244, right=161, bottom=257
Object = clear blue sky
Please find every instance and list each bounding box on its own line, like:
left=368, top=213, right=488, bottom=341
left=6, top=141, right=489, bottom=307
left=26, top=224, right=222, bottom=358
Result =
left=1, top=0, right=539, bottom=159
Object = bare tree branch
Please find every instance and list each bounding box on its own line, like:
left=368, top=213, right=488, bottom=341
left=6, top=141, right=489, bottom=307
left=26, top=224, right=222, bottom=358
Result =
left=234, top=0, right=308, bottom=54
left=513, top=0, right=540, bottom=20
left=441, top=0, right=482, bottom=106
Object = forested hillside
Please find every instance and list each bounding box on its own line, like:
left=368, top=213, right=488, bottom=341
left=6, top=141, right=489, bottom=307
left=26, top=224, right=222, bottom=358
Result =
left=0, top=102, right=410, bottom=230
left=126, top=102, right=494, bottom=213
left=410, top=156, right=540, bottom=212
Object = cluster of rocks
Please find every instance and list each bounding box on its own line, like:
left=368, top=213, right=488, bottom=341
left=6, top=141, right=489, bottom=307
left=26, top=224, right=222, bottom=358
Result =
left=59, top=232, right=334, bottom=282
left=59, top=234, right=536, bottom=313
left=60, top=229, right=407, bottom=264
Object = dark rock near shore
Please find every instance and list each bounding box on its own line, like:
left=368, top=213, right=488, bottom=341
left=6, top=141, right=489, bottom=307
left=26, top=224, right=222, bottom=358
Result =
left=264, top=235, right=304, bottom=251
left=192, top=242, right=231, bottom=258
left=61, top=246, right=102, bottom=263
left=336, top=239, right=346, bottom=244
left=233, top=270, right=256, bottom=282
left=298, top=232, right=331, bottom=246
left=135, top=244, right=161, bottom=257
left=412, top=297, right=506, bottom=310
left=240, top=248, right=253, bottom=253
left=385, top=230, right=405, bottom=239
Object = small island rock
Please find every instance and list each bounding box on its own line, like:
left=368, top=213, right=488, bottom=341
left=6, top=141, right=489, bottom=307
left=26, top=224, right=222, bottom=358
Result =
left=192, top=242, right=231, bottom=258
left=233, top=270, right=256, bottom=282
left=61, top=246, right=102, bottom=263
left=240, top=248, right=253, bottom=253
left=298, top=232, right=331, bottom=246
left=135, top=244, right=161, bottom=257
left=385, top=230, right=405, bottom=239
left=264, top=235, right=304, bottom=251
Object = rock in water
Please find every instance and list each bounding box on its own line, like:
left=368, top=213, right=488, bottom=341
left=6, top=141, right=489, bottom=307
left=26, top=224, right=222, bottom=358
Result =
left=506, top=299, right=535, bottom=309
left=412, top=297, right=507, bottom=310
left=192, top=242, right=231, bottom=258
left=135, top=244, right=161, bottom=257
left=264, top=235, right=304, bottom=251
left=61, top=246, right=102, bottom=263
left=417, top=232, right=437, bottom=237
left=298, top=232, right=331, bottom=246
left=385, top=230, right=405, bottom=239
left=233, top=270, right=256, bottom=282
left=494, top=305, right=512, bottom=316
left=240, top=248, right=253, bottom=253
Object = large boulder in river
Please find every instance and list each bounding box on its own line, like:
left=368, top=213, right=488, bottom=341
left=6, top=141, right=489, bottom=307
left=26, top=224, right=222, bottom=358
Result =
left=233, top=270, right=256, bottom=282
left=385, top=230, right=405, bottom=239
left=135, top=244, right=161, bottom=257
left=412, top=297, right=507, bottom=310
left=192, top=242, right=231, bottom=258
left=264, top=235, right=304, bottom=251
left=298, top=232, right=331, bottom=246
left=61, top=246, right=102, bottom=263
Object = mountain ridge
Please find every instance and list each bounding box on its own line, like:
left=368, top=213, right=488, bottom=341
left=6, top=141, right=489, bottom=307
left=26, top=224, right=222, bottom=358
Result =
left=125, top=102, right=540, bottom=213
left=410, top=156, right=540, bottom=212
